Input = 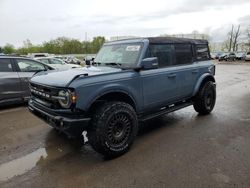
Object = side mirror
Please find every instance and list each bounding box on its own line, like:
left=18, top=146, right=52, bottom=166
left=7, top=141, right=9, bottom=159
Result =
left=85, top=57, right=95, bottom=66
left=140, top=57, right=158, bottom=70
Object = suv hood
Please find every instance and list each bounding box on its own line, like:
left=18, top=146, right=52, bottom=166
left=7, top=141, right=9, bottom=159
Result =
left=30, top=66, right=121, bottom=87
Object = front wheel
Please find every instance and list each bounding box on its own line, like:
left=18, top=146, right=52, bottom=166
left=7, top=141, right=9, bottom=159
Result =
left=88, top=102, right=138, bottom=158
left=193, top=81, right=216, bottom=115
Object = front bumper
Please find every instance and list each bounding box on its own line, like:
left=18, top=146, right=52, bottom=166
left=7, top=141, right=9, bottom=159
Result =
left=28, top=99, right=91, bottom=137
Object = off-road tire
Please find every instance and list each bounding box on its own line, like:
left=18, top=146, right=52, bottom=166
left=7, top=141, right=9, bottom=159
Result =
left=88, top=102, right=138, bottom=158
left=193, top=81, right=216, bottom=115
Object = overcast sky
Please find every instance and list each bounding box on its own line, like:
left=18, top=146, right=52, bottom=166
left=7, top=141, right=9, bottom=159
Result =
left=0, top=0, right=250, bottom=47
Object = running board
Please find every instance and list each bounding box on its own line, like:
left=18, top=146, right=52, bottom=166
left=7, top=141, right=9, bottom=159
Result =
left=139, top=101, right=193, bottom=122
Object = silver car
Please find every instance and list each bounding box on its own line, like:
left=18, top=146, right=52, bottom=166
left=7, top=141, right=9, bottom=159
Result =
left=35, top=57, right=82, bottom=70
left=0, top=56, right=53, bottom=105
left=245, top=52, right=250, bottom=61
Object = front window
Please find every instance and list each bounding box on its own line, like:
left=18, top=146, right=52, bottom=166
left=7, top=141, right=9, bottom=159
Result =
left=147, top=44, right=173, bottom=68
left=16, top=59, right=45, bottom=72
left=94, top=43, right=142, bottom=68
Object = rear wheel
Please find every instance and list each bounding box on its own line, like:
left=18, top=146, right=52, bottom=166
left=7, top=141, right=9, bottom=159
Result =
left=193, top=81, right=216, bottom=115
left=88, top=101, right=138, bottom=158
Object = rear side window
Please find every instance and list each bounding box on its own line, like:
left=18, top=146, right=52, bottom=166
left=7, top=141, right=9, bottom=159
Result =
left=196, top=44, right=210, bottom=60
left=0, top=59, right=13, bottom=72
left=174, top=44, right=193, bottom=65
left=148, top=44, right=173, bottom=68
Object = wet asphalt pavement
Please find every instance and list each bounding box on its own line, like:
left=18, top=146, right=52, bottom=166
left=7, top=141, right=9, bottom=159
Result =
left=0, top=63, right=250, bottom=188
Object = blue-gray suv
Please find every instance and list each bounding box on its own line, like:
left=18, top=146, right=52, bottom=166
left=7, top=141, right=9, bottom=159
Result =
left=29, top=37, right=216, bottom=157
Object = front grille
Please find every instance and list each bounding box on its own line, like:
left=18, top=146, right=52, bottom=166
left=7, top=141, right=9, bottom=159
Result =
left=30, top=83, right=61, bottom=109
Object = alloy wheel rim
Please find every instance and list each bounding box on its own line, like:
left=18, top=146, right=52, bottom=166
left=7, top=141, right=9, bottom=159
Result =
left=205, top=90, right=214, bottom=109
left=107, top=113, right=132, bottom=147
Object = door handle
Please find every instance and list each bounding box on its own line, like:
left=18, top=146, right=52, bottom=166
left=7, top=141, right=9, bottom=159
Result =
left=192, top=70, right=199, bottom=74
left=168, top=74, right=176, bottom=78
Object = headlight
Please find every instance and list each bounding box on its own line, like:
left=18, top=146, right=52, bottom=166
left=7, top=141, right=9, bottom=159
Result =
left=58, top=90, right=73, bottom=108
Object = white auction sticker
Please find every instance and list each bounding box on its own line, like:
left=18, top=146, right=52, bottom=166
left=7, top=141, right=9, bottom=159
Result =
left=126, top=45, right=140, bottom=51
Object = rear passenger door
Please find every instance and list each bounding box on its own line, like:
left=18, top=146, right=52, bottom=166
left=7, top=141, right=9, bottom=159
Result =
left=0, top=58, right=22, bottom=101
left=173, top=44, right=198, bottom=98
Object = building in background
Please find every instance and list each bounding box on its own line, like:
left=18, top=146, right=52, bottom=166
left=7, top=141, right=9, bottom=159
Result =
left=160, top=32, right=210, bottom=40
left=110, top=36, right=140, bottom=41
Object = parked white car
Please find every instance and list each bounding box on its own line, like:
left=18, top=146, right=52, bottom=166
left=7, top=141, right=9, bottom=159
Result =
left=35, top=57, right=81, bottom=70
left=245, top=52, right=250, bottom=61
left=28, top=53, right=50, bottom=58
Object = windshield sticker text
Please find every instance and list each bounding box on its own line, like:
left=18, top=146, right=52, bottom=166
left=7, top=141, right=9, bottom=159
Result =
left=126, top=46, right=140, bottom=51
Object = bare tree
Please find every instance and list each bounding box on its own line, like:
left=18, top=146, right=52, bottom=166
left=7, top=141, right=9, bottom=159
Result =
left=229, top=25, right=234, bottom=52
left=224, top=25, right=241, bottom=52
left=246, top=26, right=250, bottom=51
left=233, top=25, right=241, bottom=51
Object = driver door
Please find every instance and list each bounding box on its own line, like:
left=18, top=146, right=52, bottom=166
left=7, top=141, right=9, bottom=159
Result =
left=140, top=44, right=179, bottom=111
left=14, top=58, right=47, bottom=98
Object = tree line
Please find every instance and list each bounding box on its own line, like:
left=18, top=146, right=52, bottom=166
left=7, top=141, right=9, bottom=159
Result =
left=222, top=25, right=250, bottom=52
left=0, top=36, right=105, bottom=55
left=1, top=29, right=250, bottom=55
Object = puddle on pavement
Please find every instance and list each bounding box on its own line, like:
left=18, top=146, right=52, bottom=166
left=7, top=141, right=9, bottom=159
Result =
left=0, top=131, right=89, bottom=182
left=0, top=148, right=47, bottom=182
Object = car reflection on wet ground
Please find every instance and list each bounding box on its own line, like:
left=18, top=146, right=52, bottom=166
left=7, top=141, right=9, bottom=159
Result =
left=0, top=63, right=250, bottom=188
left=0, top=147, right=47, bottom=182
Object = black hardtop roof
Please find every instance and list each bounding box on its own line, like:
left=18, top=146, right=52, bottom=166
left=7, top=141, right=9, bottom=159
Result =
left=148, top=37, right=208, bottom=44
left=107, top=37, right=208, bottom=45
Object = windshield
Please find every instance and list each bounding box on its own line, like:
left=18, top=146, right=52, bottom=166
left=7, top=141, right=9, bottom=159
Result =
left=38, top=58, right=50, bottom=65
left=50, top=58, right=64, bottom=65
left=94, top=43, right=142, bottom=68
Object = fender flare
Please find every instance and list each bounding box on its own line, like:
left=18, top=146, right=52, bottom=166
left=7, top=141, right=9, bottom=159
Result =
left=192, top=73, right=215, bottom=97
left=85, top=86, right=138, bottom=112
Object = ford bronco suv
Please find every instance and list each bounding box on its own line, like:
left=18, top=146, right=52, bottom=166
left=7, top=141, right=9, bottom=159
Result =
left=28, top=37, right=216, bottom=157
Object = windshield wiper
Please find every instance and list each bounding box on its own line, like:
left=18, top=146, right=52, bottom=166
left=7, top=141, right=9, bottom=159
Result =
left=93, top=62, right=131, bottom=70
left=104, top=62, right=122, bottom=68
left=92, top=61, right=102, bottom=66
